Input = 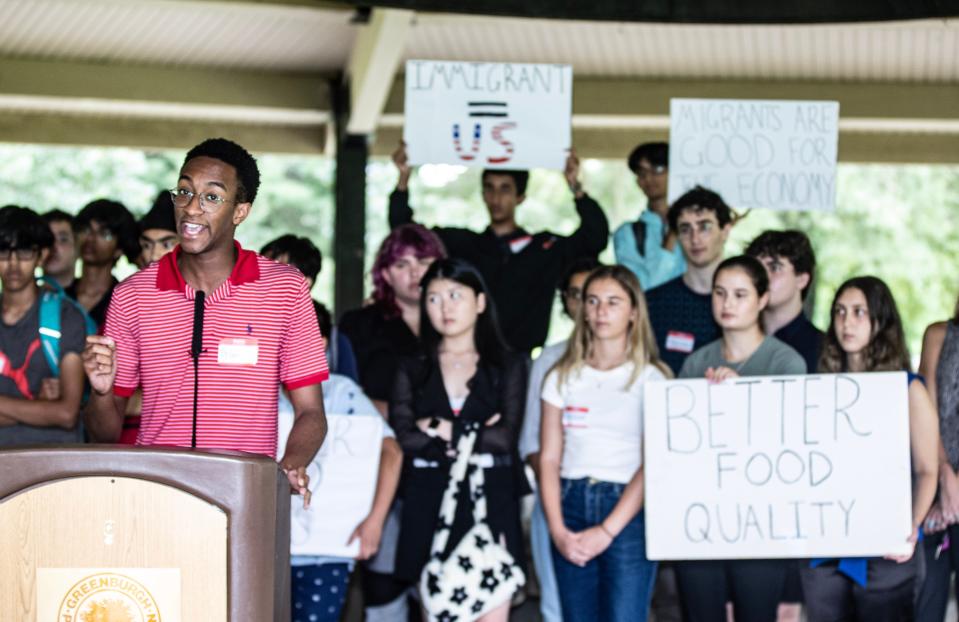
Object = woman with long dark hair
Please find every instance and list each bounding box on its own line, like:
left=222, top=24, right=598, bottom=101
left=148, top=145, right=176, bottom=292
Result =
left=539, top=264, right=670, bottom=621
left=801, top=276, right=938, bottom=621
left=674, top=255, right=807, bottom=622
left=390, top=258, right=529, bottom=621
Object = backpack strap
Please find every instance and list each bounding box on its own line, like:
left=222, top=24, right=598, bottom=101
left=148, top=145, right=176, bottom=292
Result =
left=36, top=278, right=98, bottom=377
left=631, top=219, right=647, bottom=258
left=38, top=289, right=63, bottom=376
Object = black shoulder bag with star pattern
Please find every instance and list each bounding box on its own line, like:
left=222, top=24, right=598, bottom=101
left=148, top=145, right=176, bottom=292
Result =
left=419, top=421, right=525, bottom=621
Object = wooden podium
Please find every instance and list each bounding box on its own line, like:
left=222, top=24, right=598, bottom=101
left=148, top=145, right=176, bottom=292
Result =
left=0, top=445, right=291, bottom=621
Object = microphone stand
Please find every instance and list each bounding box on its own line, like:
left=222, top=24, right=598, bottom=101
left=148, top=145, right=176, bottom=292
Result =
left=191, top=291, right=206, bottom=448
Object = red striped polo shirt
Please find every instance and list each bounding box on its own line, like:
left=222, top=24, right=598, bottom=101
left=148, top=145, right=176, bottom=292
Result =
left=104, top=242, right=328, bottom=458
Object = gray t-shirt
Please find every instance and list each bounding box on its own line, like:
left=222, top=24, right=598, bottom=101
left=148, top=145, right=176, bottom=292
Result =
left=679, top=336, right=806, bottom=380
left=0, top=296, right=87, bottom=446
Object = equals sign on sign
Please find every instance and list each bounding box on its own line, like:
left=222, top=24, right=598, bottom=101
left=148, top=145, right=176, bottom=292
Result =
left=469, top=101, right=508, bottom=117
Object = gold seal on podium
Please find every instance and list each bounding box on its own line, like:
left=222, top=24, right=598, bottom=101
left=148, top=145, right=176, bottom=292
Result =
left=57, top=572, right=161, bottom=622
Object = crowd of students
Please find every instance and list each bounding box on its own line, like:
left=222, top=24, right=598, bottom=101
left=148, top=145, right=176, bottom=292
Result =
left=0, top=137, right=953, bottom=622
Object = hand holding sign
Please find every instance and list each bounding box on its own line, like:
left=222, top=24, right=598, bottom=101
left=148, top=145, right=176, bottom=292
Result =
left=392, top=141, right=412, bottom=190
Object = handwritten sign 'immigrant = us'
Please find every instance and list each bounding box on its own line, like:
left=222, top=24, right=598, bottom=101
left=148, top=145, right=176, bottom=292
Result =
left=404, top=60, right=573, bottom=171
left=643, top=372, right=912, bottom=560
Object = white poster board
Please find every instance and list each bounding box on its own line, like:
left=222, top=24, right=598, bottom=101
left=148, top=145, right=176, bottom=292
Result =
left=668, top=98, right=839, bottom=211
left=277, top=413, right=383, bottom=558
left=404, top=60, right=572, bottom=170
left=644, top=372, right=912, bottom=560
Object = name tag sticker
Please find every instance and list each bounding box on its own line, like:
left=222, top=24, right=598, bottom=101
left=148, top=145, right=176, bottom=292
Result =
left=665, top=331, right=695, bottom=353
left=562, top=405, right=589, bottom=429
left=217, top=338, right=259, bottom=366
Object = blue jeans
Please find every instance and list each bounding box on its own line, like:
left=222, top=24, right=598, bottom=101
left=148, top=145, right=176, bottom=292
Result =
left=551, top=477, right=657, bottom=622
left=532, top=493, right=563, bottom=622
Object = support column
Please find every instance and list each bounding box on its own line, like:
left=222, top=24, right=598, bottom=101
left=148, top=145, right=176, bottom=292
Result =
left=332, top=82, right=368, bottom=319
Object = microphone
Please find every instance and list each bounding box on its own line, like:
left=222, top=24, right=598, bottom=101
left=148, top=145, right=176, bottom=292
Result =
left=191, top=291, right=205, bottom=360
left=191, top=290, right=205, bottom=448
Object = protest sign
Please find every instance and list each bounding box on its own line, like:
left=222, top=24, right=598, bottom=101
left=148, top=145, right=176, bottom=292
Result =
left=668, top=98, right=839, bottom=211
left=404, top=60, right=572, bottom=170
left=277, top=413, right=383, bottom=558
left=644, top=372, right=912, bottom=560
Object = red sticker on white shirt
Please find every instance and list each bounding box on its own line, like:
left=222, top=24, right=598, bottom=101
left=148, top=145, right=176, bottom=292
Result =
left=562, top=405, right=589, bottom=428
left=665, top=331, right=695, bottom=353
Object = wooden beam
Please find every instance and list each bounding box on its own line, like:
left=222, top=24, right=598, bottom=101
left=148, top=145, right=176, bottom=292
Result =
left=345, top=8, right=414, bottom=134
left=0, top=112, right=325, bottom=154
left=0, top=57, right=331, bottom=113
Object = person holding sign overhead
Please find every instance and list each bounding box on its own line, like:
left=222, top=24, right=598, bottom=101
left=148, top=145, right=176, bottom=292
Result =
left=801, top=276, right=938, bottom=622
left=674, top=255, right=806, bottom=622
left=613, top=142, right=686, bottom=291
left=539, top=265, right=670, bottom=622
left=388, top=142, right=609, bottom=356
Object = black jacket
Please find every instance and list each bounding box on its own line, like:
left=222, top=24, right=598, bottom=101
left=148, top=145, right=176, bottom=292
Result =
left=389, top=189, right=609, bottom=353
left=389, top=351, right=530, bottom=581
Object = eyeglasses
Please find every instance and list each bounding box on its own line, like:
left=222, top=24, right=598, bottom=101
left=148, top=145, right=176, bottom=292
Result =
left=636, top=165, right=667, bottom=179
left=564, top=286, right=583, bottom=300
left=169, top=188, right=234, bottom=213
left=0, top=247, right=39, bottom=261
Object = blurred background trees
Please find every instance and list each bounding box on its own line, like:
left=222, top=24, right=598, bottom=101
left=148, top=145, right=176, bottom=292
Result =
left=1, top=143, right=955, bottom=358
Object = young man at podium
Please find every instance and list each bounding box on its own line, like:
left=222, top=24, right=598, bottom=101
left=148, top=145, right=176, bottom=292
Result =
left=81, top=138, right=329, bottom=504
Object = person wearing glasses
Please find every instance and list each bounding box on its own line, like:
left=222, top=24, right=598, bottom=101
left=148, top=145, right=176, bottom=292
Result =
left=0, top=206, right=88, bottom=447
left=519, top=256, right=600, bottom=622
left=137, top=190, right=179, bottom=269
left=82, top=138, right=329, bottom=510
left=613, top=142, right=685, bottom=291
left=66, top=198, right=140, bottom=328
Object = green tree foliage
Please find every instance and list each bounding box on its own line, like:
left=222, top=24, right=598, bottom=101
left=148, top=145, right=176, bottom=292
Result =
left=1, top=144, right=956, bottom=356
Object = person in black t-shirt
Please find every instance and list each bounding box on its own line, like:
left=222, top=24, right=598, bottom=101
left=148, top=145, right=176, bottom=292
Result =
left=0, top=206, right=87, bottom=447
left=388, top=142, right=609, bottom=356
left=746, top=230, right=824, bottom=374
left=646, top=186, right=735, bottom=376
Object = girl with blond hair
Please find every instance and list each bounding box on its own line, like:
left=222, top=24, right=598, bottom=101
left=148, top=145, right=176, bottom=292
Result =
left=539, top=264, right=670, bottom=621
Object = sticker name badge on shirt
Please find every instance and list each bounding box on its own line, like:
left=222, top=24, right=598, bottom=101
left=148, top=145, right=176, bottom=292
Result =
left=217, top=338, right=259, bottom=366
left=509, top=235, right=532, bottom=254
left=562, top=405, right=589, bottom=429
left=665, top=331, right=695, bottom=353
